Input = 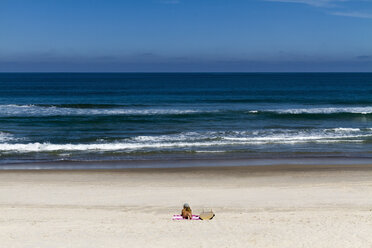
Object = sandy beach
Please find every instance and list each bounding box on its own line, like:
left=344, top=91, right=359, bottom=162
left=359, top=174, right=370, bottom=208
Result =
left=1, top=164, right=372, bottom=248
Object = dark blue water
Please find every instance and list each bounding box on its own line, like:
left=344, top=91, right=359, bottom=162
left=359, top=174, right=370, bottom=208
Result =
left=0, top=73, right=371, bottom=166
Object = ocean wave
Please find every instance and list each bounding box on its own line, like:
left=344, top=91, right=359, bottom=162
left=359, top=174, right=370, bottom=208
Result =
left=270, top=107, right=372, bottom=115
left=133, top=128, right=372, bottom=142
left=0, top=132, right=17, bottom=142
left=36, top=104, right=140, bottom=109
left=331, top=128, right=361, bottom=132
left=0, top=128, right=370, bottom=153
left=0, top=140, right=364, bottom=153
left=0, top=104, right=209, bottom=117
left=1, top=104, right=372, bottom=117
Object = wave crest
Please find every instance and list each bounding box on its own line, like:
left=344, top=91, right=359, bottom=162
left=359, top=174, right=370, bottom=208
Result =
left=271, top=107, right=372, bottom=114
left=0, top=132, right=17, bottom=142
left=0, top=104, right=208, bottom=117
left=1, top=104, right=372, bottom=117
left=0, top=128, right=370, bottom=153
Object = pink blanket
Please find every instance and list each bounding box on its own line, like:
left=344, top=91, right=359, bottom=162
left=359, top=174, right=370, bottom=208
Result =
left=172, top=215, right=200, bottom=220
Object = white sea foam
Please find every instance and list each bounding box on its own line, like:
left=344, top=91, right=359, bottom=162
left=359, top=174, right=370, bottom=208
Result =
left=0, top=104, right=209, bottom=117
left=0, top=139, right=364, bottom=153
left=0, top=132, right=17, bottom=142
left=195, top=150, right=226, bottom=153
left=0, top=128, right=370, bottom=153
left=331, top=128, right=361, bottom=132
left=1, top=104, right=371, bottom=117
left=272, top=107, right=372, bottom=114
left=132, top=132, right=213, bottom=142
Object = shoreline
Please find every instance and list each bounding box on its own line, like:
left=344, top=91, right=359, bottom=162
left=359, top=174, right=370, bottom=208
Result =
left=2, top=163, right=372, bottom=174
left=2, top=156, right=372, bottom=170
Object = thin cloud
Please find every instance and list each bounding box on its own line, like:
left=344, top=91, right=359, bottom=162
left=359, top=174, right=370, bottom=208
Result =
left=264, top=0, right=348, bottom=7
left=265, top=0, right=372, bottom=19
left=331, top=11, right=372, bottom=18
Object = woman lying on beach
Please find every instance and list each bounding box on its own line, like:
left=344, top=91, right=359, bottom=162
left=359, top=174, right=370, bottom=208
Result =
left=181, top=203, right=192, bottom=219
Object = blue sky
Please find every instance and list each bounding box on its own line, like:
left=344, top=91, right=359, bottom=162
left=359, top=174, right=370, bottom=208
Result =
left=1, top=0, right=372, bottom=72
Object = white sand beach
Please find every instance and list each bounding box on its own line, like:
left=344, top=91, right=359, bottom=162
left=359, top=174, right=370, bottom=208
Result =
left=1, top=164, right=372, bottom=248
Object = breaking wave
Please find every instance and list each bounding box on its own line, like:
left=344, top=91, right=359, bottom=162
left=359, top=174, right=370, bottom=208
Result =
left=0, top=132, right=17, bottom=142
left=0, top=128, right=370, bottom=153
left=269, top=107, right=372, bottom=115
left=0, top=104, right=209, bottom=117
left=0, top=105, right=372, bottom=117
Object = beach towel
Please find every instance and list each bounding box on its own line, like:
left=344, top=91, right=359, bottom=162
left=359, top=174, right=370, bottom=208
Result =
left=172, top=215, right=200, bottom=220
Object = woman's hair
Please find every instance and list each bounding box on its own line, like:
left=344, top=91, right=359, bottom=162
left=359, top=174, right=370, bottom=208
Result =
left=183, top=203, right=191, bottom=212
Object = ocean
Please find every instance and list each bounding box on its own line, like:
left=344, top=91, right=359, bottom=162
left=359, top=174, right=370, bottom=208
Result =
left=0, top=73, right=371, bottom=169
